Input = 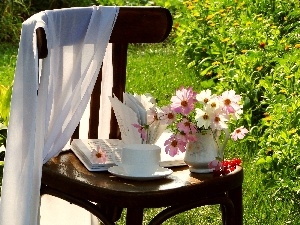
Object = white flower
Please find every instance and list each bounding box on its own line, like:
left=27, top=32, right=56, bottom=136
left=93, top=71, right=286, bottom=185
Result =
left=220, top=90, right=242, bottom=114
left=91, top=146, right=107, bottom=164
left=231, top=126, right=249, bottom=141
left=195, top=108, right=211, bottom=129
left=209, top=108, right=228, bottom=130
left=205, top=97, right=221, bottom=112
left=147, top=107, right=159, bottom=124
left=196, top=89, right=216, bottom=105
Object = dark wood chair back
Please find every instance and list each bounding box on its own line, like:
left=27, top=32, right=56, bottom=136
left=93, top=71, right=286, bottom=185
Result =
left=36, top=7, right=172, bottom=140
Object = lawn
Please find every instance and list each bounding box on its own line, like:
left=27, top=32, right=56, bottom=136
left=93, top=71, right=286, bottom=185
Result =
left=1, top=41, right=299, bottom=224
left=0, top=43, right=17, bottom=86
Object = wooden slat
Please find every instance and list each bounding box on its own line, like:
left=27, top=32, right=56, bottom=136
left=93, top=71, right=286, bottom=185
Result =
left=88, top=68, right=103, bottom=139
left=109, top=43, right=128, bottom=139
left=37, top=7, right=172, bottom=58
left=110, top=7, right=172, bottom=43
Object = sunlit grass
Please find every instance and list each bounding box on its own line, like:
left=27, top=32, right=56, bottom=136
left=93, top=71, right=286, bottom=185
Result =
left=126, top=42, right=202, bottom=106
left=0, top=43, right=17, bottom=87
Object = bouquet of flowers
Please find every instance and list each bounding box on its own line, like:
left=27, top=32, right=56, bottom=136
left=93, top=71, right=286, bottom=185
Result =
left=133, top=87, right=248, bottom=159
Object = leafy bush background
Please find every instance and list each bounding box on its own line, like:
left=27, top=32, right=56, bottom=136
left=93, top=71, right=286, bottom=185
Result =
left=174, top=0, right=300, bottom=203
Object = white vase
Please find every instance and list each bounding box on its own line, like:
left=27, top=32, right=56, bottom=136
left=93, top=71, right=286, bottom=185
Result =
left=184, top=129, right=229, bottom=173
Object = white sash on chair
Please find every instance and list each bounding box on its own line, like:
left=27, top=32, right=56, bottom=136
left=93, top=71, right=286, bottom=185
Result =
left=0, top=6, right=119, bottom=225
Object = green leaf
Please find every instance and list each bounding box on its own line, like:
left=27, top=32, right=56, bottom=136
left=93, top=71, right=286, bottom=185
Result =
left=200, top=65, right=214, bottom=76
left=187, top=60, right=196, bottom=69
left=266, top=156, right=273, bottom=163
left=256, top=158, right=266, bottom=165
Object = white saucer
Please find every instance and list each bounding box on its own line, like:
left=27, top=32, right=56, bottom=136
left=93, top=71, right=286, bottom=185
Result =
left=108, top=166, right=173, bottom=181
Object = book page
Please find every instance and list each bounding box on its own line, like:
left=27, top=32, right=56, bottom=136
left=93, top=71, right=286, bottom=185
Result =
left=109, top=95, right=142, bottom=144
left=124, top=92, right=147, bottom=125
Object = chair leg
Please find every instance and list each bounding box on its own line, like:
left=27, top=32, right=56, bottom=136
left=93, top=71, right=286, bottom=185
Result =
left=228, top=185, right=243, bottom=225
left=126, top=207, right=144, bottom=225
left=220, top=203, right=235, bottom=225
left=220, top=204, right=227, bottom=225
left=96, top=204, right=123, bottom=222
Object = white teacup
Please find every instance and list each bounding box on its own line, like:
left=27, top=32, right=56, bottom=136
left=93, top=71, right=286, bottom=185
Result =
left=116, top=144, right=161, bottom=176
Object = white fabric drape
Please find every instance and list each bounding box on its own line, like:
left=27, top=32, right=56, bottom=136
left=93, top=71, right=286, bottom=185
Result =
left=40, top=44, right=114, bottom=225
left=0, top=6, right=119, bottom=225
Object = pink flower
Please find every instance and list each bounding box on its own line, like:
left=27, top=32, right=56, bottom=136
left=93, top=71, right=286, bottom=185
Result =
left=176, top=131, right=197, bottom=143
left=208, top=159, right=222, bottom=170
left=170, top=87, right=197, bottom=116
left=220, top=90, right=242, bottom=115
left=91, top=147, right=107, bottom=164
left=231, top=126, right=249, bottom=141
left=159, top=106, right=177, bottom=125
left=177, top=118, right=197, bottom=135
left=164, top=134, right=186, bottom=156
left=132, top=123, right=147, bottom=141
left=147, top=107, right=159, bottom=124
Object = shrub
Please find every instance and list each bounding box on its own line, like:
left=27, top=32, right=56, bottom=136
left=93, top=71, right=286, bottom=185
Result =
left=174, top=0, right=300, bottom=203
left=0, top=1, right=30, bottom=43
left=174, top=0, right=300, bottom=135
left=0, top=85, right=11, bottom=148
left=256, top=50, right=300, bottom=203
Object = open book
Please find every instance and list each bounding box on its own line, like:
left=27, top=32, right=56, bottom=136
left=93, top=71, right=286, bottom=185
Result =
left=71, top=139, right=122, bottom=171
left=71, top=135, right=185, bottom=172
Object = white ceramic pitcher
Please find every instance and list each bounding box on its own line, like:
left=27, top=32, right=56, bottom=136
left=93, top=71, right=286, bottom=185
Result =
left=184, top=129, right=230, bottom=173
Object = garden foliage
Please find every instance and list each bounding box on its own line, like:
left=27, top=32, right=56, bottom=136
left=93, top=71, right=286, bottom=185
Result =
left=0, top=0, right=94, bottom=43
left=0, top=85, right=11, bottom=148
left=173, top=0, right=300, bottom=202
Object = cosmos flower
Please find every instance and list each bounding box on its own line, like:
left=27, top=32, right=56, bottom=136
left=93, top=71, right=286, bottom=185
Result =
left=164, top=134, right=186, bottom=157
left=91, top=146, right=107, bottom=164
left=170, top=87, right=197, bottom=116
left=231, top=126, right=249, bottom=141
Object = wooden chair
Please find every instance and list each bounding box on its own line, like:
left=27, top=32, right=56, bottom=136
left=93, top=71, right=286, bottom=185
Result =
left=39, top=7, right=243, bottom=225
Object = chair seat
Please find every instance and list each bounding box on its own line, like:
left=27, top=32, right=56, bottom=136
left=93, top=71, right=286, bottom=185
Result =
left=41, top=150, right=243, bottom=225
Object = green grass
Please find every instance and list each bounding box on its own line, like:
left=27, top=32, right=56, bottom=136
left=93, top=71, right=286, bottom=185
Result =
left=0, top=43, right=17, bottom=86
left=1, top=42, right=300, bottom=224
left=126, top=42, right=203, bottom=106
